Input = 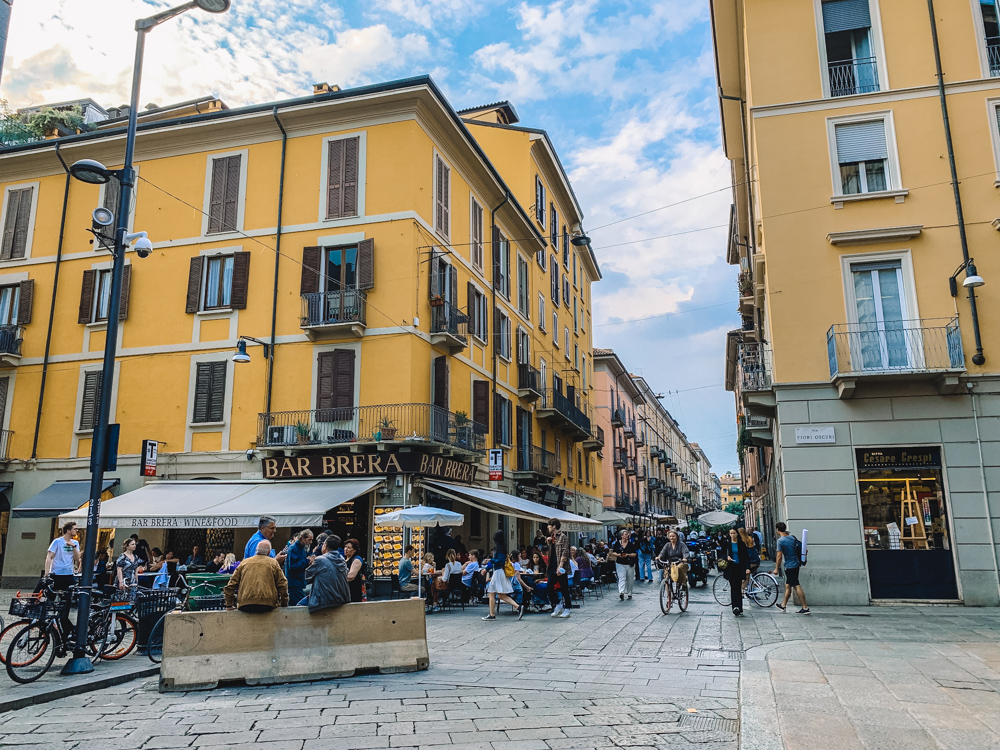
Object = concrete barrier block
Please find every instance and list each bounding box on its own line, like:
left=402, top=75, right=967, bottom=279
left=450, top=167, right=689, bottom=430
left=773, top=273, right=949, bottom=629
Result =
left=159, top=599, right=428, bottom=692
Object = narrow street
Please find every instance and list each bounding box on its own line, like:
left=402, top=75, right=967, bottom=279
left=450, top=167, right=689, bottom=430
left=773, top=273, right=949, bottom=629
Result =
left=1, top=577, right=999, bottom=749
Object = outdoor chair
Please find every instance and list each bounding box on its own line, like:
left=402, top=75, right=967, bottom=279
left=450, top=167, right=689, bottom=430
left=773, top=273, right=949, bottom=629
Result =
left=388, top=574, right=403, bottom=600
left=440, top=576, right=468, bottom=611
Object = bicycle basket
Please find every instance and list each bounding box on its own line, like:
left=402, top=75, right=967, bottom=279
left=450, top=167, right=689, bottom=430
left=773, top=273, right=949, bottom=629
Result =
left=9, top=596, right=52, bottom=620
left=716, top=559, right=728, bottom=571
left=190, top=594, right=226, bottom=612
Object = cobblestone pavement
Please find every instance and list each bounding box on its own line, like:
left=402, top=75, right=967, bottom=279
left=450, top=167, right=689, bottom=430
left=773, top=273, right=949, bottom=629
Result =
left=1, top=576, right=999, bottom=749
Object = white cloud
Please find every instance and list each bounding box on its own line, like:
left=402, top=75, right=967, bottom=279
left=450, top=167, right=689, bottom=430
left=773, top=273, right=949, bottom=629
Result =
left=302, top=25, right=431, bottom=87
left=371, top=0, right=485, bottom=30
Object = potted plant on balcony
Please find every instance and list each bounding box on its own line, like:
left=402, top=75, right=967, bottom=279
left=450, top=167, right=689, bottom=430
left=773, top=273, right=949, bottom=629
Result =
left=377, top=417, right=397, bottom=440
left=429, top=294, right=446, bottom=308
left=295, top=421, right=311, bottom=445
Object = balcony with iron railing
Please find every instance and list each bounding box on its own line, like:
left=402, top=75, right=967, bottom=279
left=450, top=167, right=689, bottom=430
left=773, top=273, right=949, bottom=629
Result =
left=610, top=408, right=624, bottom=428
left=623, top=419, right=635, bottom=439
left=626, top=456, right=637, bottom=476
left=634, top=429, right=644, bottom=447
left=430, top=300, right=469, bottom=352
left=583, top=424, right=604, bottom=452
left=615, top=493, right=638, bottom=514
left=537, top=388, right=591, bottom=440
left=636, top=464, right=646, bottom=481
left=514, top=444, right=557, bottom=479
left=827, top=318, right=965, bottom=398
left=517, top=363, right=542, bottom=401
left=0, top=429, right=12, bottom=460
left=0, top=324, right=23, bottom=365
left=301, top=290, right=366, bottom=339
left=0, top=119, right=41, bottom=149
left=613, top=446, right=627, bottom=469
left=987, top=36, right=1000, bottom=76
left=738, top=342, right=772, bottom=393
left=828, top=56, right=879, bottom=97
left=257, top=403, right=486, bottom=455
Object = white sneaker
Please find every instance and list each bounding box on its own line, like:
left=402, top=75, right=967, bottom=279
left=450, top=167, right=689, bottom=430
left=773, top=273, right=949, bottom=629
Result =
left=558, top=610, right=571, bottom=618
left=551, top=603, right=564, bottom=617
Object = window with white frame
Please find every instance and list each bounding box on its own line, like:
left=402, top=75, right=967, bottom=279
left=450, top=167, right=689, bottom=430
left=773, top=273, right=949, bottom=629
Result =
left=980, top=1, right=1000, bottom=77
left=494, top=233, right=510, bottom=299
left=549, top=204, right=558, bottom=248
left=563, top=276, right=570, bottom=306
left=495, top=393, right=512, bottom=446
left=435, top=155, right=450, bottom=239
left=517, top=255, right=530, bottom=319
left=470, top=286, right=488, bottom=343
left=564, top=327, right=570, bottom=359
left=574, top=343, right=579, bottom=370
left=535, top=177, right=546, bottom=229
left=516, top=327, right=530, bottom=366
left=206, top=154, right=243, bottom=234
left=833, top=119, right=892, bottom=195
left=471, top=198, right=484, bottom=270
left=553, top=311, right=559, bottom=345
left=0, top=285, right=19, bottom=325
left=573, top=297, right=578, bottom=332
left=1, top=185, right=35, bottom=260
left=495, top=307, right=511, bottom=360
left=821, top=0, right=880, bottom=97
left=538, top=293, right=546, bottom=331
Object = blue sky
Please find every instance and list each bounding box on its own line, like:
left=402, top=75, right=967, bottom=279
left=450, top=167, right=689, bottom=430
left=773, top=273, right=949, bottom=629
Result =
left=2, top=0, right=739, bottom=473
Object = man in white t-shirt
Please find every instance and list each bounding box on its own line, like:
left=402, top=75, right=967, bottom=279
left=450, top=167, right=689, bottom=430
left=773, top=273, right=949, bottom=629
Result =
left=45, top=522, right=81, bottom=591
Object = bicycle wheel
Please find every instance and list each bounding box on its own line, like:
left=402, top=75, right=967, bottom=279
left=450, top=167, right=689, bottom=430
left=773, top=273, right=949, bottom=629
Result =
left=713, top=575, right=731, bottom=606
left=749, top=573, right=779, bottom=608
left=0, top=619, right=29, bottom=665
left=677, top=583, right=689, bottom=612
left=101, top=615, right=138, bottom=660
left=147, top=613, right=167, bottom=664
left=6, top=623, right=55, bottom=684
left=659, top=578, right=672, bottom=614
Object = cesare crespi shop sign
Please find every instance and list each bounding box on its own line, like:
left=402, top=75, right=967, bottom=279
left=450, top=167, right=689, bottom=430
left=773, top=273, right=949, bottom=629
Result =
left=262, top=452, right=479, bottom=484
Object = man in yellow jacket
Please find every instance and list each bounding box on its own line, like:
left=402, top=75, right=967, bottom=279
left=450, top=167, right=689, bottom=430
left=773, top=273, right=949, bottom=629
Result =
left=224, top=540, right=289, bottom=613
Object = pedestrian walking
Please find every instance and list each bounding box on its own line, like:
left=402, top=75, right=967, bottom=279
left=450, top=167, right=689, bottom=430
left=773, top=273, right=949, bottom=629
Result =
left=44, top=522, right=81, bottom=591
left=223, top=540, right=289, bottom=613
left=638, top=531, right=654, bottom=582
left=724, top=528, right=749, bottom=616
left=774, top=522, right=810, bottom=615
left=284, top=529, right=315, bottom=606
left=116, top=537, right=143, bottom=593
left=482, top=531, right=521, bottom=621
left=545, top=518, right=572, bottom=619
left=612, top=528, right=638, bottom=600
left=304, top=535, right=351, bottom=611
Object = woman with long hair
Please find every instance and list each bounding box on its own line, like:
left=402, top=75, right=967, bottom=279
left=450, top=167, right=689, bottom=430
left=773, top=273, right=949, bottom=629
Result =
left=482, top=530, right=521, bottom=621
left=116, top=537, right=143, bottom=592
left=725, top=528, right=750, bottom=616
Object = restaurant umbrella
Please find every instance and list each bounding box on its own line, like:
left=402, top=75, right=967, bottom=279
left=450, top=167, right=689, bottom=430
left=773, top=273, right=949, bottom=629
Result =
left=375, top=505, right=465, bottom=599
left=595, top=510, right=631, bottom=526
left=697, top=510, right=740, bottom=528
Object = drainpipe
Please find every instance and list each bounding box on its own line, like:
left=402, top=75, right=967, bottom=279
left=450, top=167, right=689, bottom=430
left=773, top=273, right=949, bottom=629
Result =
left=267, top=106, right=288, bottom=418
left=31, top=142, right=70, bottom=459
left=718, top=90, right=756, bottom=253
left=927, top=0, right=986, bottom=365
left=489, top=191, right=510, bottom=450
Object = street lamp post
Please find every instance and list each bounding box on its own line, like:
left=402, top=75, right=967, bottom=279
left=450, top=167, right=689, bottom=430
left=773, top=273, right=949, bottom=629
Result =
left=62, top=0, right=231, bottom=676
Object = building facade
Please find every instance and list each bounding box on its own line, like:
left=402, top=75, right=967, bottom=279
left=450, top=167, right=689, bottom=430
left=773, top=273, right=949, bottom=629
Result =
left=594, top=350, right=645, bottom=514
left=0, top=77, right=604, bottom=582
left=715, top=0, right=1000, bottom=604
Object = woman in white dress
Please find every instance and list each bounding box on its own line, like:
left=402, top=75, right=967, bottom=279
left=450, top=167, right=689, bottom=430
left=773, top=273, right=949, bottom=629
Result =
left=482, top=530, right=520, bottom=621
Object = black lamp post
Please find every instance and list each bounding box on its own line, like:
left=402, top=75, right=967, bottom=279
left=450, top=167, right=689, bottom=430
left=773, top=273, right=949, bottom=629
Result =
left=62, top=0, right=231, bottom=676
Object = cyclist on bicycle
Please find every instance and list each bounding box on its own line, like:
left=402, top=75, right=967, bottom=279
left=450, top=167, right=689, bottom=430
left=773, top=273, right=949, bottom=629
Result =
left=657, top=530, right=689, bottom=571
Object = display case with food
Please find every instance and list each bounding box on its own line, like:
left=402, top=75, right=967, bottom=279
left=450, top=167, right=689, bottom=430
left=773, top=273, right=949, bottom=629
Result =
left=372, top=506, right=424, bottom=578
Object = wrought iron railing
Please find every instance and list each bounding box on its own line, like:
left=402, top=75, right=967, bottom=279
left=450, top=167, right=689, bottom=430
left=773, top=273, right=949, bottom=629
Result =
left=626, top=456, right=637, bottom=476
left=539, top=389, right=591, bottom=434
left=827, top=318, right=964, bottom=378
left=592, top=426, right=605, bottom=446
left=516, top=444, right=557, bottom=477
left=615, top=493, right=637, bottom=513
left=746, top=414, right=769, bottom=430
left=636, top=463, right=646, bottom=481
left=431, top=300, right=469, bottom=345
left=257, top=403, right=486, bottom=453
left=828, top=56, right=879, bottom=97
left=623, top=419, right=635, bottom=439
left=518, top=363, right=541, bottom=393
left=987, top=37, right=1000, bottom=76
left=738, top=342, right=772, bottom=393
left=610, top=408, right=624, bottom=428
left=634, top=429, right=644, bottom=447
left=0, top=325, right=23, bottom=357
left=300, top=290, right=366, bottom=328
left=0, top=429, right=12, bottom=460
left=613, top=446, right=627, bottom=468
left=0, top=119, right=40, bottom=149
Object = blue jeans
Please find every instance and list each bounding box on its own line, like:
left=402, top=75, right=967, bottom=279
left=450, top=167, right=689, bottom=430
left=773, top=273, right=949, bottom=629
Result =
left=638, top=553, right=653, bottom=581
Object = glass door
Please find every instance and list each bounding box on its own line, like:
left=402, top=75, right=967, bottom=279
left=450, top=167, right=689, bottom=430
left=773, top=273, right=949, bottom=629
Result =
left=851, top=261, right=912, bottom=371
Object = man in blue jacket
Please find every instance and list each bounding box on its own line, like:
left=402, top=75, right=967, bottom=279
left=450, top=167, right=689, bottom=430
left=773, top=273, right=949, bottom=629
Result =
left=245, top=515, right=287, bottom=565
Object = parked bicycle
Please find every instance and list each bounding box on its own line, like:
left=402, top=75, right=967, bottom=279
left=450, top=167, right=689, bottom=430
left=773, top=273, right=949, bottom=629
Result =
left=146, top=576, right=226, bottom=664
left=713, top=570, right=779, bottom=608
left=657, top=560, right=689, bottom=614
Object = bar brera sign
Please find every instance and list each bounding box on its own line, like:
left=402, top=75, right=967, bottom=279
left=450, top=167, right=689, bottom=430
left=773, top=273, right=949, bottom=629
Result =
left=262, top=452, right=479, bottom=484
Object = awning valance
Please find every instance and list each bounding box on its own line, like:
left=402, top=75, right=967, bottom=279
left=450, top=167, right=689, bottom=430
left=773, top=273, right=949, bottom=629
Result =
left=58, top=479, right=381, bottom=529
left=423, top=480, right=600, bottom=532
left=14, top=479, right=119, bottom=519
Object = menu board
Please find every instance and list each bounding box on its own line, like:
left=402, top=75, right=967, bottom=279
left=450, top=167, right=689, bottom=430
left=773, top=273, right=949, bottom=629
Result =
left=372, top=506, right=426, bottom=578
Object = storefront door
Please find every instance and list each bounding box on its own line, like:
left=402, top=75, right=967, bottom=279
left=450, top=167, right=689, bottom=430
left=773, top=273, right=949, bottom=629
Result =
left=856, top=447, right=958, bottom=600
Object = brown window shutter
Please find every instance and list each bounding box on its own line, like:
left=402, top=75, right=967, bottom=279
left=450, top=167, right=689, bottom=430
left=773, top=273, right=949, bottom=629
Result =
left=343, top=137, right=359, bottom=217
left=230, top=251, right=250, bottom=309
left=0, top=189, right=20, bottom=260
left=300, top=246, right=322, bottom=295
left=192, top=363, right=211, bottom=423
left=223, top=155, right=241, bottom=232
left=473, top=380, right=489, bottom=430
left=493, top=393, right=502, bottom=442
left=80, top=370, right=103, bottom=430
left=332, top=348, right=355, bottom=419
left=208, top=158, right=226, bottom=233
left=357, top=238, right=374, bottom=290
left=0, top=376, right=9, bottom=427
left=185, top=256, right=204, bottom=313
left=433, top=355, right=447, bottom=408
left=327, top=139, right=344, bottom=219
left=316, top=351, right=337, bottom=414
left=209, top=361, right=227, bottom=422
left=491, top=225, right=501, bottom=291
left=429, top=251, right=441, bottom=299
left=449, top=264, right=458, bottom=309
left=435, top=158, right=444, bottom=232
left=118, top=264, right=132, bottom=321
left=78, top=269, right=97, bottom=324
left=11, top=187, right=31, bottom=259
left=17, top=280, right=33, bottom=325
left=466, top=281, right=475, bottom=326
left=441, top=161, right=449, bottom=236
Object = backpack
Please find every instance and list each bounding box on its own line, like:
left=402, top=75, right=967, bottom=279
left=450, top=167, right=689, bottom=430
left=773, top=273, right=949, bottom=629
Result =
left=789, top=535, right=806, bottom=566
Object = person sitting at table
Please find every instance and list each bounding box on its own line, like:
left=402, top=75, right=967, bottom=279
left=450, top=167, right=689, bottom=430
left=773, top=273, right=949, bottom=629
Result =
left=185, top=545, right=205, bottom=567
left=461, top=550, right=483, bottom=602
left=147, top=548, right=165, bottom=573
left=429, top=549, right=463, bottom=611
left=575, top=546, right=594, bottom=583
left=220, top=553, right=239, bottom=574
left=397, top=545, right=418, bottom=595
left=205, top=551, right=225, bottom=574
left=508, top=551, right=535, bottom=608
left=529, top=550, right=550, bottom=610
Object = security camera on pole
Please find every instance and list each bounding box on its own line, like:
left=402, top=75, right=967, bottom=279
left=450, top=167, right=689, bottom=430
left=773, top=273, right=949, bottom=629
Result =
left=61, top=0, right=231, bottom=676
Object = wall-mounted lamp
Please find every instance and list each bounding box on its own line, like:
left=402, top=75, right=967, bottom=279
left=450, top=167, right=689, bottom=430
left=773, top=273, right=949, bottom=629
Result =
left=949, top=258, right=985, bottom=297
left=233, top=336, right=271, bottom=363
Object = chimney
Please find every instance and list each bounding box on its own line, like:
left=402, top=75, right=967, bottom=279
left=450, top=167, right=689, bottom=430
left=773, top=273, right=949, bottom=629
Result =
left=313, top=82, right=340, bottom=95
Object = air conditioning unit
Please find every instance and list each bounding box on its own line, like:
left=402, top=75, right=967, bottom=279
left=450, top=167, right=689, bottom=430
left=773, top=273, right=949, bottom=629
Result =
left=266, top=426, right=296, bottom=445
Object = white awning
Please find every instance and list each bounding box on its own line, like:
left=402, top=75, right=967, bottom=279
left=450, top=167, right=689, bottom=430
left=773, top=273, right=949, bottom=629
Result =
left=58, top=479, right=382, bottom=529
left=423, top=480, right=600, bottom=532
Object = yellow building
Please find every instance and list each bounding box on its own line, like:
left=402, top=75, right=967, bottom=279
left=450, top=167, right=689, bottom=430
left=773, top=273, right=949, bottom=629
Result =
left=715, top=1, right=1000, bottom=604
left=0, top=77, right=604, bottom=583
